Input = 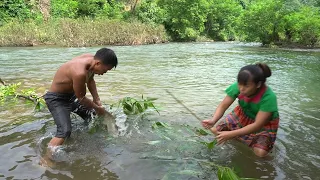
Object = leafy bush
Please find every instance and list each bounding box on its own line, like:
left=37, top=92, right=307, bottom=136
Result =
left=239, top=0, right=284, bottom=45
left=0, top=0, right=33, bottom=23
left=51, top=0, right=78, bottom=18
left=158, top=0, right=210, bottom=41
left=205, top=0, right=243, bottom=41
left=95, top=0, right=125, bottom=19
left=283, top=6, right=320, bottom=46
left=135, top=0, right=166, bottom=24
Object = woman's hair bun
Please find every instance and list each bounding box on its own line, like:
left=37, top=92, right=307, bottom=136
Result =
left=256, top=63, right=271, bottom=78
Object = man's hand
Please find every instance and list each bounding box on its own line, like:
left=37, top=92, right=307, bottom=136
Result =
left=202, top=119, right=215, bottom=129
left=95, top=106, right=107, bottom=116
left=216, top=131, right=235, bottom=145
left=94, top=99, right=102, bottom=106
left=95, top=106, right=115, bottom=119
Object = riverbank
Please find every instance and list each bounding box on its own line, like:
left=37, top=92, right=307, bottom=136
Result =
left=1, top=19, right=319, bottom=49
left=262, top=42, right=320, bottom=49
left=0, top=19, right=168, bottom=47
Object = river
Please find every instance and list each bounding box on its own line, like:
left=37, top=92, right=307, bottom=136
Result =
left=0, top=42, right=319, bottom=180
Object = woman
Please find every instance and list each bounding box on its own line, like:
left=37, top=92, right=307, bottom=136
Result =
left=202, top=63, right=279, bottom=157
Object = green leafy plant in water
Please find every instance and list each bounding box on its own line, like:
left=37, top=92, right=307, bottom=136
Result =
left=183, top=125, right=217, bottom=150
left=218, top=166, right=241, bottom=180
left=151, top=121, right=173, bottom=140
left=217, top=166, right=257, bottom=180
left=0, top=82, right=20, bottom=100
left=200, top=139, right=218, bottom=150
left=199, top=161, right=257, bottom=180
left=89, top=95, right=160, bottom=134
left=0, top=81, right=46, bottom=111
left=152, top=121, right=170, bottom=129
left=20, top=88, right=46, bottom=111
left=112, top=95, right=160, bottom=115
left=191, top=127, right=257, bottom=179
left=151, top=123, right=255, bottom=180
left=195, top=128, right=209, bottom=136
left=194, top=127, right=217, bottom=150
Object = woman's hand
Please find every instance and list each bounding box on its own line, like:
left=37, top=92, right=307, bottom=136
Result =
left=202, top=119, right=215, bottom=129
left=216, top=131, right=235, bottom=144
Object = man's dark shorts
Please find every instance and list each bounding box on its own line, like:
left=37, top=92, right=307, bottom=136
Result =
left=44, top=92, right=95, bottom=138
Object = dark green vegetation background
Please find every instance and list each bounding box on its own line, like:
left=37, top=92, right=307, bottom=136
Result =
left=1, top=0, right=320, bottom=47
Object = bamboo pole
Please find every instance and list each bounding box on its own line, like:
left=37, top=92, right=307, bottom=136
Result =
left=165, top=89, right=202, bottom=122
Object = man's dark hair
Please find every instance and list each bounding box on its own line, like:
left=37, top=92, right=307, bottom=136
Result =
left=94, top=48, right=118, bottom=68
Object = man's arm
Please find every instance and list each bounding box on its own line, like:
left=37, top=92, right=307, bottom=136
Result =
left=87, top=75, right=115, bottom=118
left=73, top=73, right=100, bottom=110
left=87, top=76, right=101, bottom=106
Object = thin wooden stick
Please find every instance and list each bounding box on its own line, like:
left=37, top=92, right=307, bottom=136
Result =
left=16, top=94, right=37, bottom=103
left=0, top=78, right=38, bottom=104
left=0, top=78, right=6, bottom=86
left=165, top=89, right=202, bottom=122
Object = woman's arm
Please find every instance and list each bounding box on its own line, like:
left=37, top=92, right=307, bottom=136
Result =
left=202, top=96, right=235, bottom=128
left=232, top=111, right=271, bottom=136
left=216, top=111, right=272, bottom=144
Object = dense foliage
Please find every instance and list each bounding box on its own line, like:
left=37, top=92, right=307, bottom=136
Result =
left=0, top=0, right=319, bottom=47
left=0, top=80, right=46, bottom=111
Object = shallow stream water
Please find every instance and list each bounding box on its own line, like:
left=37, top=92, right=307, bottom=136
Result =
left=0, top=42, right=319, bottom=179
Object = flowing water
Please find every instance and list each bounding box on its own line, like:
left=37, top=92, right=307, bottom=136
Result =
left=0, top=42, right=319, bottom=180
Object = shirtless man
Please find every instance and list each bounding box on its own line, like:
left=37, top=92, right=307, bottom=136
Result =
left=44, top=48, right=118, bottom=147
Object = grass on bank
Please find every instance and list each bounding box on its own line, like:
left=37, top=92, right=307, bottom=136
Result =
left=0, top=18, right=168, bottom=47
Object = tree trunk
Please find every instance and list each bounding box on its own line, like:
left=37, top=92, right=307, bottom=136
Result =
left=38, top=0, right=50, bottom=21
left=131, top=0, right=140, bottom=13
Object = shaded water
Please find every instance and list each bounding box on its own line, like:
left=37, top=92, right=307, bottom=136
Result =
left=0, top=42, right=319, bottom=180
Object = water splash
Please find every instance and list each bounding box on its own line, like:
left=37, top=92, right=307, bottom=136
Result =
left=47, top=145, right=69, bottom=162
left=87, top=104, right=128, bottom=137
left=105, top=104, right=128, bottom=136
left=36, top=134, right=70, bottom=168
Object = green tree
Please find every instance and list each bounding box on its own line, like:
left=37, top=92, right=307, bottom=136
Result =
left=239, top=0, right=284, bottom=45
left=283, top=6, right=320, bottom=46
left=135, top=0, right=166, bottom=24
left=51, top=0, right=78, bottom=18
left=205, top=0, right=243, bottom=41
left=95, top=0, right=125, bottom=19
left=77, top=0, right=105, bottom=18
left=158, top=0, right=210, bottom=41
left=0, top=0, right=33, bottom=24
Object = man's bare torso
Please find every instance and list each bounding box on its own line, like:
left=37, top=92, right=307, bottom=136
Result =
left=49, top=54, right=93, bottom=94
